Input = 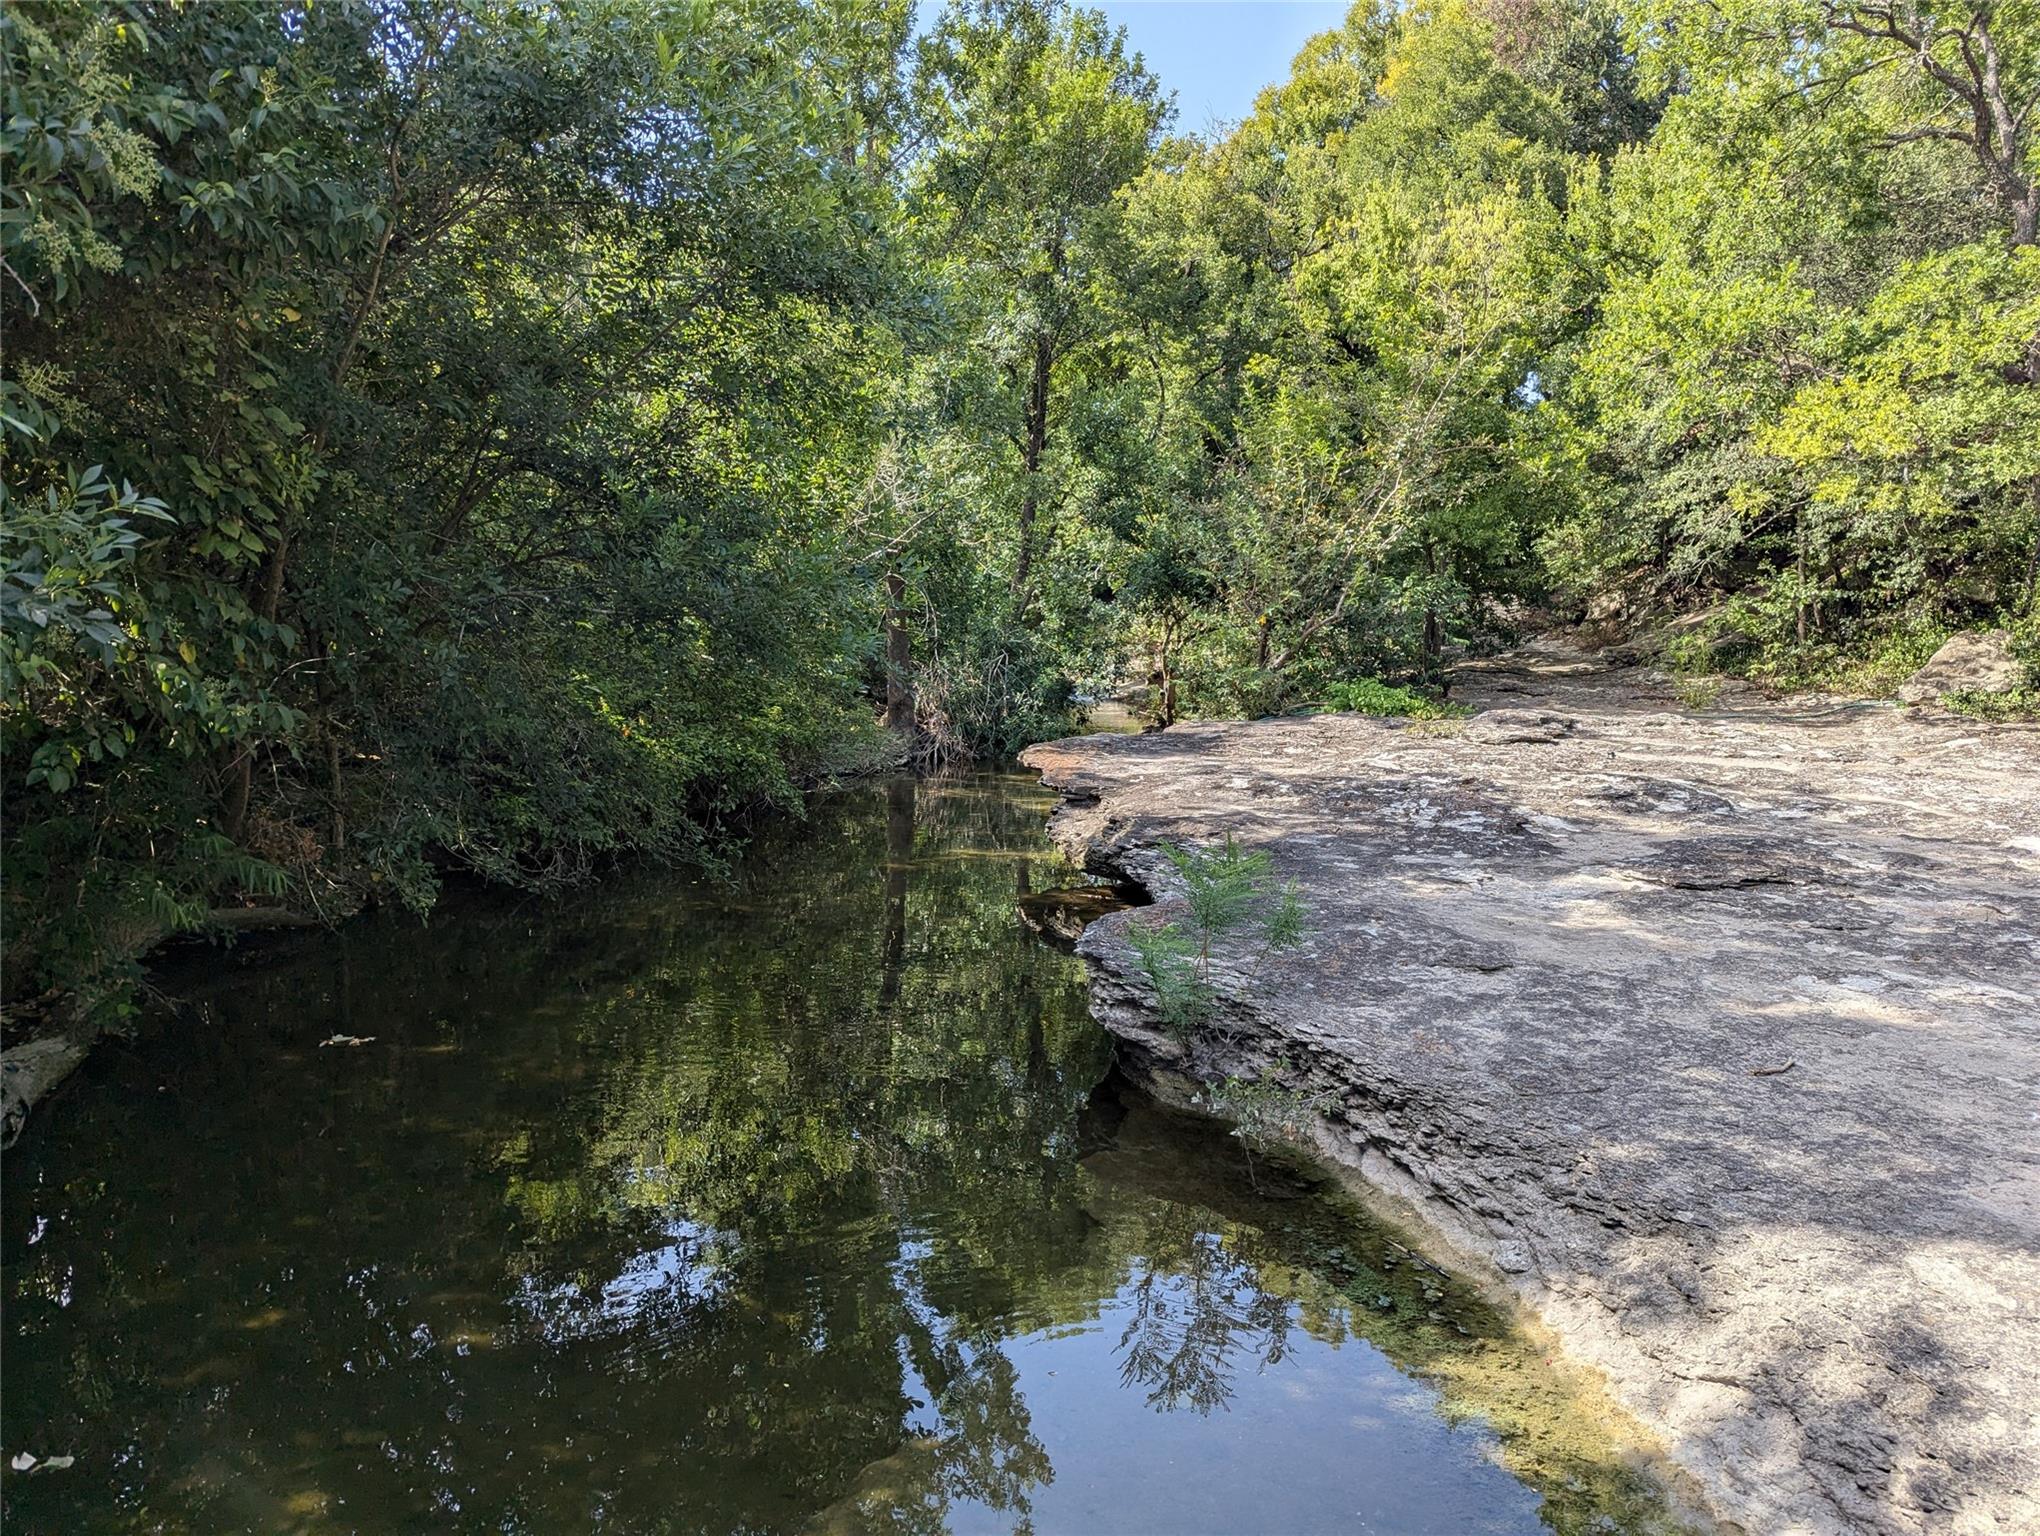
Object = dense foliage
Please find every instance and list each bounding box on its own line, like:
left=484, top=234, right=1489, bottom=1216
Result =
left=4, top=0, right=910, bottom=999
left=5, top=0, right=2035, bottom=1002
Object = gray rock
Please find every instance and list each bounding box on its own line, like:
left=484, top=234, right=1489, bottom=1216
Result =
left=2, top=1035, right=89, bottom=1147
left=1897, top=629, right=2026, bottom=704
left=1462, top=708, right=1576, bottom=744
left=1023, top=640, right=2040, bottom=1536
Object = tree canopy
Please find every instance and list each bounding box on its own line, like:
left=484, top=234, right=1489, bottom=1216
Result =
left=5, top=0, right=2035, bottom=1004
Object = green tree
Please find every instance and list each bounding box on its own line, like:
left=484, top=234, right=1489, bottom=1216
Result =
left=2, top=0, right=913, bottom=1002
left=1547, top=0, right=2040, bottom=666
left=911, top=0, right=1169, bottom=614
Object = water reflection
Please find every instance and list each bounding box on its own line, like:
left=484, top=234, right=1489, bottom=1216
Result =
left=1115, top=1231, right=1296, bottom=1415
left=2, top=777, right=1685, bottom=1535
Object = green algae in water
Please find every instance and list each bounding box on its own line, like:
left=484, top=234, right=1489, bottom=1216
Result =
left=1, top=776, right=1698, bottom=1535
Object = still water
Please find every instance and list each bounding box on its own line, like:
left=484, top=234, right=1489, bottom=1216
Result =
left=3, top=777, right=1686, bottom=1535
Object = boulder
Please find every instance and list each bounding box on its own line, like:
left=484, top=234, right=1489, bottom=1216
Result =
left=1897, top=628, right=2025, bottom=704
left=2, top=1035, right=89, bottom=1146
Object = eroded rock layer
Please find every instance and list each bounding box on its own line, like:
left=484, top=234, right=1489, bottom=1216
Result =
left=1023, top=644, right=2040, bottom=1536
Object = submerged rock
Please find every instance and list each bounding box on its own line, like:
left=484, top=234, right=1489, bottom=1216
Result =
left=1022, top=639, right=2040, bottom=1536
left=1015, top=882, right=1145, bottom=949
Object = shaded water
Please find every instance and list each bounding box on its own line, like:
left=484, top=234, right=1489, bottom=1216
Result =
left=3, top=777, right=1686, bottom=1534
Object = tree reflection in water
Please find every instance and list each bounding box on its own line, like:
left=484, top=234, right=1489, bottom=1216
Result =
left=2, top=776, right=1685, bottom=1536
left=1116, top=1232, right=1297, bottom=1416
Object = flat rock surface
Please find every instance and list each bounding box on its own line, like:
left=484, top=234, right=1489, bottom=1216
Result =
left=1022, top=643, right=2040, bottom=1536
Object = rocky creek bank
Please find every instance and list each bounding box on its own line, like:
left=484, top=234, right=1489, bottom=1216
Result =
left=1021, top=641, right=2040, bottom=1536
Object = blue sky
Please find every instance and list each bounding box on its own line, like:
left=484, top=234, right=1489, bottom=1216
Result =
left=913, top=3, right=1353, bottom=138
left=1092, top=2, right=1350, bottom=134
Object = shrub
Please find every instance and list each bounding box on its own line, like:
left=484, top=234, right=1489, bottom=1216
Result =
left=1320, top=678, right=1463, bottom=718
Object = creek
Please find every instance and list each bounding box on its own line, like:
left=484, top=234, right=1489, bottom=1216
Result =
left=1, top=775, right=1685, bottom=1534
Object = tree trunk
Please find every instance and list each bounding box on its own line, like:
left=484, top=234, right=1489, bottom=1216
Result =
left=2024, top=477, right=2040, bottom=615
left=882, top=565, right=912, bottom=732
left=327, top=729, right=347, bottom=853
left=1420, top=540, right=1442, bottom=676
left=1012, top=331, right=1052, bottom=613
left=221, top=746, right=254, bottom=844
left=1156, top=621, right=1179, bottom=727
left=1796, top=520, right=1809, bottom=645
left=222, top=534, right=294, bottom=841
left=223, top=146, right=403, bottom=843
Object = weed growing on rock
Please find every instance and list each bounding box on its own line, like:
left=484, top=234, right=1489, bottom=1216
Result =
left=1670, top=676, right=1722, bottom=709
left=1207, top=1059, right=1332, bottom=1151
left=1130, top=835, right=1306, bottom=1036
left=1127, top=920, right=1211, bottom=1032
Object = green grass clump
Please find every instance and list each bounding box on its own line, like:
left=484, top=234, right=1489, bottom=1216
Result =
left=1670, top=675, right=1722, bottom=709
left=1943, top=689, right=2040, bottom=722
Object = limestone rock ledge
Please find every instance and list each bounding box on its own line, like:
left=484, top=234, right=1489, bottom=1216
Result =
left=1023, top=644, right=2040, bottom=1536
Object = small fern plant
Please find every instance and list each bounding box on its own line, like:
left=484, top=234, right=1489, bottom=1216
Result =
left=1128, top=835, right=1306, bottom=1036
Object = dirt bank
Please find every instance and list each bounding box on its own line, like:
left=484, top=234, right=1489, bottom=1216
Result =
left=1021, top=642, right=2040, bottom=1536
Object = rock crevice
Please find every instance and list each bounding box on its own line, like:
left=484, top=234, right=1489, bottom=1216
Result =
left=1023, top=644, right=2040, bottom=1536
